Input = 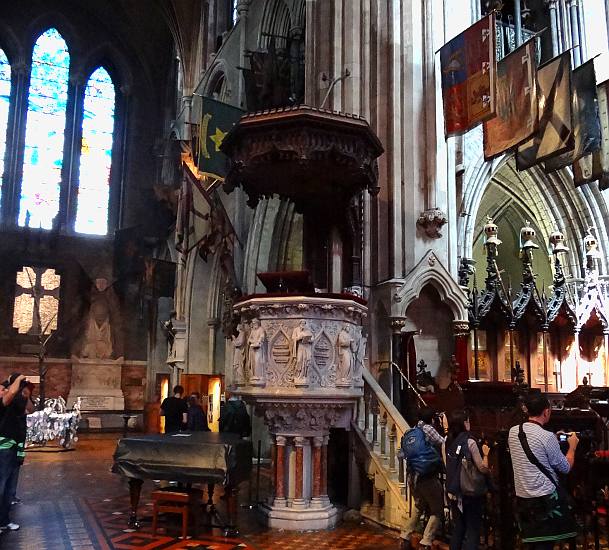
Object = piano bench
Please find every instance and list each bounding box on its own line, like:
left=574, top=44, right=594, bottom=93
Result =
left=151, top=489, right=203, bottom=539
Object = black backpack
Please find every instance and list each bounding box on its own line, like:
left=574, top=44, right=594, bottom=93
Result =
left=446, top=431, right=471, bottom=495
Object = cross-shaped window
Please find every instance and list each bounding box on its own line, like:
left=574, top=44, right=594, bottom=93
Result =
left=12, top=267, right=61, bottom=335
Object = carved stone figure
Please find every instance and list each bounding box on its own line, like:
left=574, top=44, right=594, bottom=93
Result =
left=79, top=278, right=121, bottom=360
left=337, top=326, right=356, bottom=383
left=232, top=323, right=247, bottom=385
left=291, top=320, right=313, bottom=383
left=353, top=335, right=366, bottom=385
left=247, top=318, right=267, bottom=383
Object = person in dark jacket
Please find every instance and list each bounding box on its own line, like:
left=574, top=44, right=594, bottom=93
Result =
left=187, top=393, right=209, bottom=432
left=219, top=395, right=251, bottom=438
left=160, top=385, right=188, bottom=433
left=446, top=409, right=490, bottom=550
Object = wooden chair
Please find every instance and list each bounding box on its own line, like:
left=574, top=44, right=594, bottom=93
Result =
left=151, top=489, right=203, bottom=539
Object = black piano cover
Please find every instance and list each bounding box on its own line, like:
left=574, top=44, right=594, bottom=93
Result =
left=112, top=432, right=253, bottom=486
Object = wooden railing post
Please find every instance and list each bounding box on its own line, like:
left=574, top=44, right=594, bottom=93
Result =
left=389, top=424, right=397, bottom=472
left=380, top=412, right=387, bottom=457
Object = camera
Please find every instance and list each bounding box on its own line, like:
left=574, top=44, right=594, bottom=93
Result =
left=558, top=432, right=580, bottom=442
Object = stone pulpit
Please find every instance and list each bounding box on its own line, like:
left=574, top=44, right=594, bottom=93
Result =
left=221, top=106, right=383, bottom=529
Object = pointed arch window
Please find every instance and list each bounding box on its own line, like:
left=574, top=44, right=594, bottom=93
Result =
left=0, top=49, right=11, bottom=207
left=19, top=28, right=70, bottom=230
left=75, top=67, right=116, bottom=235
left=0, top=27, right=122, bottom=236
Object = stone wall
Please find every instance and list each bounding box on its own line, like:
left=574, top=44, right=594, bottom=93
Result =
left=0, top=358, right=146, bottom=411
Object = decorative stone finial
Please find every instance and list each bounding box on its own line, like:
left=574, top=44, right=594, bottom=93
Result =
left=483, top=216, right=501, bottom=248
left=520, top=221, right=539, bottom=251
left=549, top=228, right=569, bottom=254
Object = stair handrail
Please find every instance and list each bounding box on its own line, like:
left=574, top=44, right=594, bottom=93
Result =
left=361, top=368, right=409, bottom=434
left=373, top=360, right=428, bottom=408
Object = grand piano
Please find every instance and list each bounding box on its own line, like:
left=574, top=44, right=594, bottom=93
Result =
left=113, top=431, right=253, bottom=535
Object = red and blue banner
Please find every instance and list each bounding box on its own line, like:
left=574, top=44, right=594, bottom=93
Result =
left=440, top=14, right=496, bottom=137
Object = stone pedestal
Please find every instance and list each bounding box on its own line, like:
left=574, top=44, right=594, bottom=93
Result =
left=232, top=295, right=366, bottom=530
left=67, top=357, right=125, bottom=411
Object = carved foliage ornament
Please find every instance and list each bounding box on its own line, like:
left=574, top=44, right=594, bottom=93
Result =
left=417, top=208, right=448, bottom=239
left=261, top=402, right=344, bottom=433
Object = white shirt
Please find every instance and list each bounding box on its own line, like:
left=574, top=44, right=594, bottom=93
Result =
left=508, top=422, right=570, bottom=498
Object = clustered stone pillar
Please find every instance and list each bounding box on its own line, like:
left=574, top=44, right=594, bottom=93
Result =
left=274, top=435, right=287, bottom=506
left=270, top=433, right=330, bottom=510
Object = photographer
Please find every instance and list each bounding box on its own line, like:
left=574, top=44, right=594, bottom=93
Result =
left=508, top=393, right=578, bottom=549
left=0, top=373, right=27, bottom=533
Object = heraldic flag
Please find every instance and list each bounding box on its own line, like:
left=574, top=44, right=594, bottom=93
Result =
left=197, top=96, right=244, bottom=179
left=483, top=39, right=538, bottom=160
left=440, top=13, right=496, bottom=137
left=544, top=60, right=601, bottom=174
left=517, top=51, right=573, bottom=171
left=575, top=80, right=609, bottom=188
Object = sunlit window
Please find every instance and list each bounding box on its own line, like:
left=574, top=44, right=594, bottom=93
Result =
left=75, top=67, right=115, bottom=235
left=19, top=28, right=70, bottom=230
left=13, top=266, right=60, bottom=335
left=0, top=49, right=10, bottom=208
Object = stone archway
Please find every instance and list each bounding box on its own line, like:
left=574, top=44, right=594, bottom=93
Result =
left=405, top=284, right=456, bottom=388
left=459, top=129, right=609, bottom=277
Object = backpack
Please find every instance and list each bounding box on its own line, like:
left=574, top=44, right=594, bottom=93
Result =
left=446, top=432, right=487, bottom=496
left=446, top=432, right=470, bottom=495
left=401, top=426, right=442, bottom=476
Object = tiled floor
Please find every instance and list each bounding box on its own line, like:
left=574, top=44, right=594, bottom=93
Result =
left=6, top=434, right=400, bottom=550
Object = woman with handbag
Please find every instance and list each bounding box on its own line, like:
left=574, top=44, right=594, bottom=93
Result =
left=445, top=409, right=490, bottom=550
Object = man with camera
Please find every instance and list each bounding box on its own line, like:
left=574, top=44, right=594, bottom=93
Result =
left=508, top=393, right=578, bottom=549
left=0, top=373, right=28, bottom=534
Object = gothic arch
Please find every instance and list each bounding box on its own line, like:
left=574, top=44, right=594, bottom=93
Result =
left=258, top=0, right=291, bottom=50
left=23, top=14, right=81, bottom=63
left=393, top=251, right=468, bottom=322
left=76, top=42, right=134, bottom=92
left=0, top=22, right=22, bottom=65
left=459, top=130, right=609, bottom=277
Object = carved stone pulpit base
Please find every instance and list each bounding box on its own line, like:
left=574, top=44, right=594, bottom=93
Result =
left=259, top=502, right=338, bottom=530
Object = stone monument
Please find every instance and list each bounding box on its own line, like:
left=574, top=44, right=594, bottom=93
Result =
left=68, top=278, right=125, bottom=411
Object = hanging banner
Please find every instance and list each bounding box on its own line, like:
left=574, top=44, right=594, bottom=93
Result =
left=575, top=80, right=609, bottom=188
left=440, top=13, right=496, bottom=137
left=544, top=60, right=601, bottom=173
left=516, top=51, right=573, bottom=170
left=483, top=40, right=538, bottom=160
left=197, top=97, right=244, bottom=179
left=598, top=81, right=609, bottom=190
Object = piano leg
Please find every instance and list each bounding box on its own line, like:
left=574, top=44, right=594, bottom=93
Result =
left=224, top=484, right=239, bottom=537
left=128, top=478, right=144, bottom=529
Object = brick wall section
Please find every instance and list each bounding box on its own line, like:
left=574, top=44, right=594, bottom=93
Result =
left=0, top=359, right=147, bottom=411
left=0, top=361, right=72, bottom=398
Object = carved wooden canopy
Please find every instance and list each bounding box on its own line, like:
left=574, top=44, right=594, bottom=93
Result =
left=220, top=105, right=384, bottom=211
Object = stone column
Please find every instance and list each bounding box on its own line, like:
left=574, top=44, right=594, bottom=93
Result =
left=546, top=0, right=559, bottom=57
left=320, top=435, right=329, bottom=505
left=274, top=435, right=287, bottom=507
left=311, top=436, right=323, bottom=507
left=292, top=436, right=308, bottom=509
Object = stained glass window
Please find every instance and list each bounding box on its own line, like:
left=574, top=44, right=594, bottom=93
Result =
left=19, top=28, right=70, bottom=229
left=13, top=266, right=60, bottom=335
left=75, top=67, right=115, bottom=235
left=0, top=50, right=11, bottom=215
left=0, top=49, right=10, bottom=207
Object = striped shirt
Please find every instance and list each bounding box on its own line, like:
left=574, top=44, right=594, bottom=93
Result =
left=508, top=422, right=570, bottom=498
